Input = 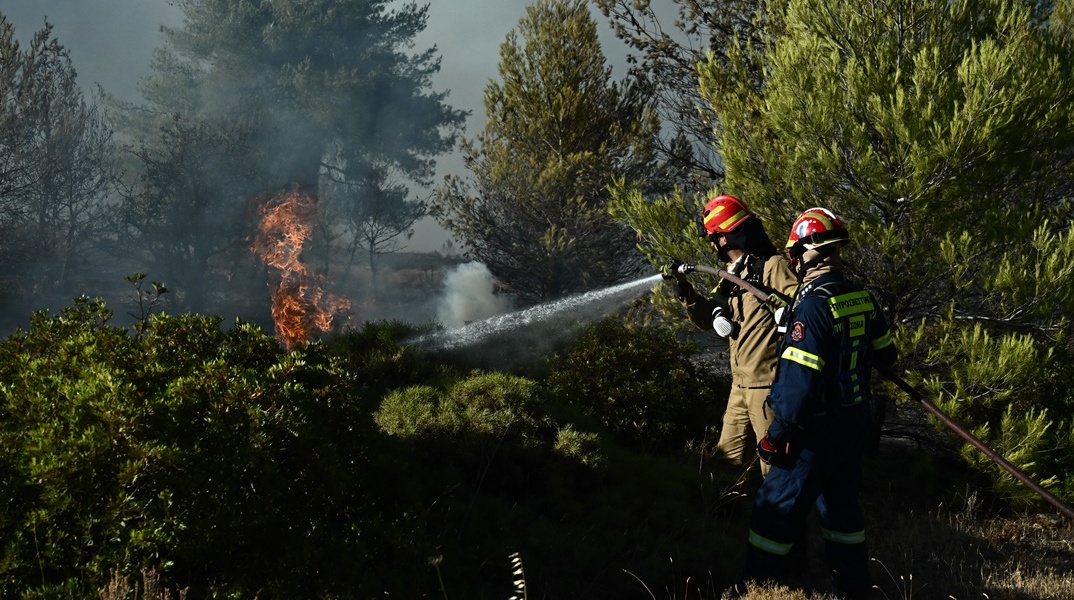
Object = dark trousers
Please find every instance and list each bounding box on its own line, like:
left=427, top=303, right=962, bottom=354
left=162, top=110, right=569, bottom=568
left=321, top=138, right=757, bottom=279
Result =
left=741, top=403, right=872, bottom=598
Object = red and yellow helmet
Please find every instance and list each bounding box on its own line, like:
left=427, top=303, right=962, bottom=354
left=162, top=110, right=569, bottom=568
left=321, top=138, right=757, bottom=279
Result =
left=785, top=207, right=849, bottom=254
left=701, top=194, right=752, bottom=236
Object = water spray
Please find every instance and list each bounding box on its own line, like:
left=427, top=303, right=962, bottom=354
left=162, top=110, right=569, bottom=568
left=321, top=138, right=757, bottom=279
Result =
left=411, top=274, right=663, bottom=352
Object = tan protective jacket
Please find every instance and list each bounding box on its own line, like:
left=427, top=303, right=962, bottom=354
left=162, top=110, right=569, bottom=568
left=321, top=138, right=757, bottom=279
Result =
left=682, top=254, right=798, bottom=387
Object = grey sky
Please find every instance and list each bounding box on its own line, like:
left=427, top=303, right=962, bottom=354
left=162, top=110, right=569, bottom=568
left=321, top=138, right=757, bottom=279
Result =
left=2, top=0, right=637, bottom=252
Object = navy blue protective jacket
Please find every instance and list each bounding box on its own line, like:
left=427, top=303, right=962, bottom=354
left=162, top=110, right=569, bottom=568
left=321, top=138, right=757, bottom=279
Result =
left=766, top=272, right=897, bottom=442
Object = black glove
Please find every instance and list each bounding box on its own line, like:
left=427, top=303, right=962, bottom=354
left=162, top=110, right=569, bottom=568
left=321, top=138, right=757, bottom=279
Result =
left=674, top=280, right=694, bottom=302
left=661, top=259, right=689, bottom=281
left=757, top=434, right=794, bottom=469
left=660, top=259, right=695, bottom=301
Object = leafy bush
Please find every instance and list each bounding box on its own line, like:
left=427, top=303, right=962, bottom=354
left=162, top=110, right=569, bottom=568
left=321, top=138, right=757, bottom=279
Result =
left=0, top=300, right=433, bottom=598
left=377, top=372, right=543, bottom=440
left=542, top=317, right=722, bottom=455
left=373, top=361, right=731, bottom=599
left=18, top=298, right=1064, bottom=599
left=375, top=370, right=561, bottom=502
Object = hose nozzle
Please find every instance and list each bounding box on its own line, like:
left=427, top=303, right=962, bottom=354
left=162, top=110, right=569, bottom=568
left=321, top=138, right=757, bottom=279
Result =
left=660, top=259, right=694, bottom=280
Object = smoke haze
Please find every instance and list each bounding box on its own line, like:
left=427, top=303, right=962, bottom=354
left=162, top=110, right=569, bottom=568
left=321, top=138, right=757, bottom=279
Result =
left=0, top=1, right=667, bottom=342
left=2, top=1, right=643, bottom=253
left=435, top=261, right=513, bottom=327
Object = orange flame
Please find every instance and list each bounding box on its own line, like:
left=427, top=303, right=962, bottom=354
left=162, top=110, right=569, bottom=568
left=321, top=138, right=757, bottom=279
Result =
left=250, top=189, right=350, bottom=350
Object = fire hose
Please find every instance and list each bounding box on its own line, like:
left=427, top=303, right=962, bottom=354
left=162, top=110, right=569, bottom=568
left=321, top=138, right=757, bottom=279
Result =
left=672, top=261, right=1074, bottom=520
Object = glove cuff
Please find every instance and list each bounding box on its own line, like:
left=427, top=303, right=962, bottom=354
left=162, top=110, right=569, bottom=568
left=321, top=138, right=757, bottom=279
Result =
left=758, top=436, right=779, bottom=453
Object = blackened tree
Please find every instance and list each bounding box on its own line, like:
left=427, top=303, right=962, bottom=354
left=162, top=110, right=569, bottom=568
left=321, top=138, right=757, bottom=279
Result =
left=320, top=157, right=427, bottom=299
left=0, top=16, right=115, bottom=316
left=116, top=115, right=258, bottom=313
left=117, top=0, right=465, bottom=309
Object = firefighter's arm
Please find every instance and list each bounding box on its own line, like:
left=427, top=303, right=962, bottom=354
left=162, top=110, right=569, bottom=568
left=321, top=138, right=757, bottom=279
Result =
left=871, top=298, right=898, bottom=369
left=660, top=259, right=727, bottom=333
left=766, top=300, right=828, bottom=441
left=682, top=287, right=726, bottom=333
left=765, top=255, right=799, bottom=302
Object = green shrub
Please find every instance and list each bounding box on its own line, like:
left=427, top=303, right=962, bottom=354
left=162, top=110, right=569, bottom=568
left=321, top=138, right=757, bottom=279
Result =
left=375, top=371, right=548, bottom=449
left=542, top=317, right=721, bottom=455
left=553, top=425, right=605, bottom=467
left=0, top=300, right=743, bottom=599
left=322, top=319, right=455, bottom=401
left=0, top=302, right=433, bottom=598
left=373, top=360, right=730, bottom=600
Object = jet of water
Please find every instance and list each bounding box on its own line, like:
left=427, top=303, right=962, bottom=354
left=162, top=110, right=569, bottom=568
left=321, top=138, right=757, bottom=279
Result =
left=412, top=274, right=663, bottom=352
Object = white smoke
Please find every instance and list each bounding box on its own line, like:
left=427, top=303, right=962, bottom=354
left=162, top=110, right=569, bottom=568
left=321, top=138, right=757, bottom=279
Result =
left=435, top=261, right=513, bottom=327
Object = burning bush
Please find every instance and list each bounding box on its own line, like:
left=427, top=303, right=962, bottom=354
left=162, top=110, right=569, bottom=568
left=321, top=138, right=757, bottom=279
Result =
left=249, top=189, right=351, bottom=350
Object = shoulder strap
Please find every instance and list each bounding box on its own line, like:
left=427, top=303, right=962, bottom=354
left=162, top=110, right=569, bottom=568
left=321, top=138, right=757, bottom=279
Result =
left=729, top=254, right=779, bottom=298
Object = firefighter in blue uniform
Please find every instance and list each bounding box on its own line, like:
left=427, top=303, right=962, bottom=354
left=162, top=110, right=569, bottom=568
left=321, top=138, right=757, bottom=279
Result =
left=724, top=208, right=897, bottom=600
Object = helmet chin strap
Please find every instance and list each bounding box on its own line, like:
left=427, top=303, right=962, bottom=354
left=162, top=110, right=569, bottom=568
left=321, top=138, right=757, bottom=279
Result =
left=788, top=227, right=848, bottom=281
left=789, top=243, right=835, bottom=282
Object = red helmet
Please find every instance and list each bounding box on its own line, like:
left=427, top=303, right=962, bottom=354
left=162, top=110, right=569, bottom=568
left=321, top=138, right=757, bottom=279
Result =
left=785, top=207, right=849, bottom=254
left=701, top=194, right=752, bottom=236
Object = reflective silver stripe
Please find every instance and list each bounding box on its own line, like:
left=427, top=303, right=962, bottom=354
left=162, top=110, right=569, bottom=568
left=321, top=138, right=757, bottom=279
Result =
left=822, top=527, right=866, bottom=545
left=749, top=530, right=793, bottom=555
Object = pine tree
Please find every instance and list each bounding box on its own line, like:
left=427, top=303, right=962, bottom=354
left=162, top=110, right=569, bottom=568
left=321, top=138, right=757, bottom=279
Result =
left=593, top=0, right=777, bottom=190
left=434, top=0, right=662, bottom=306
left=692, top=0, right=1074, bottom=504
left=612, top=0, right=1074, bottom=505
left=140, top=0, right=464, bottom=195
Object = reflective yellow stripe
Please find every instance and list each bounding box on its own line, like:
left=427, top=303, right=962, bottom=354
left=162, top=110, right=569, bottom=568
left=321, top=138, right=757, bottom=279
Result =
left=822, top=528, right=866, bottom=545
left=749, top=530, right=793, bottom=555
left=828, top=291, right=874, bottom=318
left=782, top=347, right=824, bottom=371
left=873, top=331, right=892, bottom=350
left=704, top=207, right=748, bottom=231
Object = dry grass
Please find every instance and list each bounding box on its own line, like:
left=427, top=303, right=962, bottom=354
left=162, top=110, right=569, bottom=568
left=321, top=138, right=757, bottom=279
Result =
left=724, top=470, right=1074, bottom=599
left=868, top=507, right=1074, bottom=599
left=99, top=568, right=188, bottom=600
left=646, top=507, right=1073, bottom=600
left=857, top=441, right=1074, bottom=600
left=650, top=434, right=1074, bottom=600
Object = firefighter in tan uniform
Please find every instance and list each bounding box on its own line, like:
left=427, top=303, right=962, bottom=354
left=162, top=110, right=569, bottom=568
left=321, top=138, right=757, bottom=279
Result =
left=669, top=195, right=798, bottom=476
